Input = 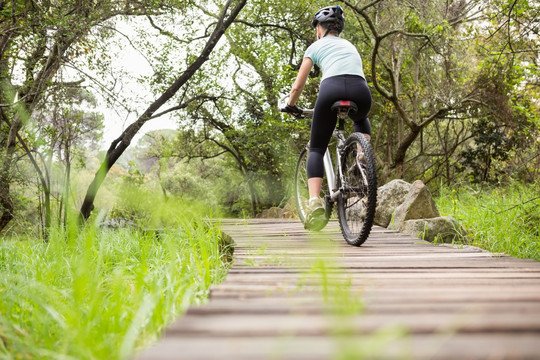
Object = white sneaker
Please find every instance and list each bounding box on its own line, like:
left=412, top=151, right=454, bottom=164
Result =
left=305, top=198, right=327, bottom=231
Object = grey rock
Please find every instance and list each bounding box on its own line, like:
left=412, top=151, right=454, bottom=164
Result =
left=99, top=218, right=137, bottom=229
left=374, top=179, right=411, bottom=227
left=257, top=207, right=283, bottom=218
left=389, top=180, right=440, bottom=230
left=257, top=205, right=296, bottom=219
left=399, top=216, right=467, bottom=243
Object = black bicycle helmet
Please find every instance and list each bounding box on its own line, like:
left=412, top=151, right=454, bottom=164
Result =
left=311, top=5, right=345, bottom=33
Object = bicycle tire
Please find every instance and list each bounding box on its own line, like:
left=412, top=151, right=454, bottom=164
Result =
left=293, top=145, right=330, bottom=225
left=337, top=133, right=377, bottom=246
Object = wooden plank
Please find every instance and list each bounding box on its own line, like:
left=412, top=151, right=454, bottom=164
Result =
left=162, top=312, right=540, bottom=336
left=209, top=289, right=540, bottom=303
left=137, top=219, right=540, bottom=360
left=219, top=277, right=540, bottom=287
left=185, top=298, right=540, bottom=316
left=225, top=267, right=540, bottom=275
left=222, top=271, right=540, bottom=279
left=139, top=333, right=540, bottom=360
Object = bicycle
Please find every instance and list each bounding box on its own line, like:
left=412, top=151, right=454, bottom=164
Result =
left=282, top=100, right=377, bottom=246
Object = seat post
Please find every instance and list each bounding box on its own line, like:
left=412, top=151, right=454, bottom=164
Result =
left=337, top=118, right=345, bottom=131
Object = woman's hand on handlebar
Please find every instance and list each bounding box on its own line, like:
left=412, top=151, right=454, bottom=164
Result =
left=281, top=104, right=303, bottom=118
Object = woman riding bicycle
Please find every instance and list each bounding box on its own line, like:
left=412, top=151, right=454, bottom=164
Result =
left=284, top=5, right=372, bottom=230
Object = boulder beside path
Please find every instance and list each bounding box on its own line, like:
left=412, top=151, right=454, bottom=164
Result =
left=400, top=216, right=466, bottom=243
left=376, top=179, right=466, bottom=243
left=374, top=179, right=410, bottom=227
left=388, top=180, right=440, bottom=230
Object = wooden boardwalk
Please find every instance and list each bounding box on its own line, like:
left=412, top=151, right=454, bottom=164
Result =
left=138, top=219, right=540, bottom=359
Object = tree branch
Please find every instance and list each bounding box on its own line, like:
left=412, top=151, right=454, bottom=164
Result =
left=147, top=95, right=219, bottom=120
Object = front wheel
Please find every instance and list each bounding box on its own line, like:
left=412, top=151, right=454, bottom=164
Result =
left=337, top=133, right=377, bottom=246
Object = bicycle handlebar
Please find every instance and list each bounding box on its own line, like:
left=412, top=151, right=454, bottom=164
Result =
left=279, top=107, right=314, bottom=119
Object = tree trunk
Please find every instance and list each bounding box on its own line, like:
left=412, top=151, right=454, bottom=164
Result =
left=44, top=185, right=51, bottom=234
left=246, top=178, right=259, bottom=217
left=0, top=183, right=13, bottom=232
left=63, top=143, right=71, bottom=228
left=394, top=126, right=421, bottom=177
left=157, top=160, right=169, bottom=200
left=0, top=114, right=22, bottom=232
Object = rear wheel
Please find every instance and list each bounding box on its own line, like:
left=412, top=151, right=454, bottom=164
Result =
left=294, top=145, right=330, bottom=225
left=337, top=133, right=377, bottom=246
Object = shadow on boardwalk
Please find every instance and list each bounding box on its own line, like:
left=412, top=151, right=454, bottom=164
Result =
left=138, top=219, right=540, bottom=359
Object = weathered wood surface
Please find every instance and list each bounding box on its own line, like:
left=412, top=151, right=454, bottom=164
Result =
left=138, top=219, right=540, bottom=359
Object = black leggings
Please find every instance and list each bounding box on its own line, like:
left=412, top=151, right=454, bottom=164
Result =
left=307, top=75, right=372, bottom=178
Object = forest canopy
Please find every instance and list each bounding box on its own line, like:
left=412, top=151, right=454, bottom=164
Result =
left=0, top=0, right=538, bottom=235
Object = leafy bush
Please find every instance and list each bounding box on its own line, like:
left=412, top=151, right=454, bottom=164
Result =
left=109, top=166, right=222, bottom=228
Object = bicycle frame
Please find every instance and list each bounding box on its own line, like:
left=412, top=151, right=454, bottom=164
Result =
left=323, top=122, right=348, bottom=203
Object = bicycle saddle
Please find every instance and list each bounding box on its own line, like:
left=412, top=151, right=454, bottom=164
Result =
left=331, top=100, right=358, bottom=114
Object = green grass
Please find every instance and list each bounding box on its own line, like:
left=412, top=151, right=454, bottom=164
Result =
left=0, top=217, right=231, bottom=359
left=435, top=182, right=540, bottom=261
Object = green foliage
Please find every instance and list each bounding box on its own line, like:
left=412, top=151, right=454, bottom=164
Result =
left=456, top=33, right=540, bottom=183
left=458, top=117, right=513, bottom=183
left=436, top=182, right=540, bottom=261
left=0, top=212, right=230, bottom=359
left=109, top=173, right=220, bottom=228
left=1, top=189, right=38, bottom=236
left=3, top=0, right=540, bottom=228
